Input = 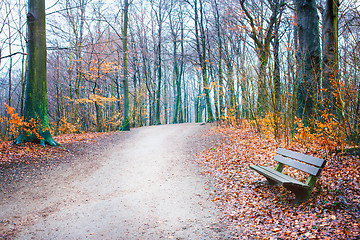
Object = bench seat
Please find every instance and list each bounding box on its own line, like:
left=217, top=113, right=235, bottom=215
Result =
left=250, top=165, right=311, bottom=189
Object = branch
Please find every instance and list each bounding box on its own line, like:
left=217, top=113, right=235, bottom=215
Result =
left=0, top=52, right=27, bottom=60
left=46, top=4, right=87, bottom=16
left=263, top=2, right=280, bottom=50
left=239, top=0, right=263, bottom=49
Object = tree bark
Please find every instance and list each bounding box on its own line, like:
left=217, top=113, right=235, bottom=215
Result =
left=120, top=0, right=130, bottom=131
left=214, top=0, right=224, bottom=121
left=14, top=0, right=58, bottom=146
left=272, top=1, right=283, bottom=140
left=295, top=0, right=321, bottom=126
left=154, top=0, right=163, bottom=125
left=322, top=0, right=339, bottom=116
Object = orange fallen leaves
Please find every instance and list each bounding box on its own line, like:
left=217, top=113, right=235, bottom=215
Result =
left=0, top=131, right=117, bottom=165
left=197, top=125, right=360, bottom=239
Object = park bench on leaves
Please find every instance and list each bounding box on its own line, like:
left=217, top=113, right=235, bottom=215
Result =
left=250, top=148, right=326, bottom=203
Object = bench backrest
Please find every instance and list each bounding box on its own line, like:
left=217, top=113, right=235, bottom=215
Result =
left=275, top=148, right=326, bottom=177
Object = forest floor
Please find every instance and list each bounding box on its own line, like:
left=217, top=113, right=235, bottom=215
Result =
left=197, top=125, right=359, bottom=239
left=0, top=123, right=359, bottom=239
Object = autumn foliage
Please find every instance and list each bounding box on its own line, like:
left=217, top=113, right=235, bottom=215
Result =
left=1, top=104, right=47, bottom=141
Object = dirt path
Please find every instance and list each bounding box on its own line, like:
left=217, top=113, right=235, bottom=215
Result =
left=0, top=123, right=230, bottom=239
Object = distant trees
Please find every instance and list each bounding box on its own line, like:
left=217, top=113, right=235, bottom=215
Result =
left=193, top=0, right=214, bottom=123
left=0, top=0, right=359, bottom=147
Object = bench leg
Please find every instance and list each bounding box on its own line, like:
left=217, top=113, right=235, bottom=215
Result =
left=283, top=183, right=312, bottom=203
left=294, top=191, right=311, bottom=203
left=265, top=177, right=278, bottom=186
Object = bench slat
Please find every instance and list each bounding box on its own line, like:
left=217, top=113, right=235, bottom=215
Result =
left=250, top=165, right=310, bottom=188
left=277, top=148, right=326, bottom=167
left=274, top=154, right=321, bottom=176
left=250, top=165, right=288, bottom=184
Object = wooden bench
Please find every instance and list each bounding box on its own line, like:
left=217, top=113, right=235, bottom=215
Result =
left=250, top=148, right=326, bottom=203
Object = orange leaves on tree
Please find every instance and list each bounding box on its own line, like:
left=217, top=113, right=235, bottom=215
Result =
left=64, top=94, right=120, bottom=107
left=251, top=112, right=278, bottom=138
left=59, top=117, right=78, bottom=134
left=294, top=112, right=346, bottom=152
left=83, top=60, right=119, bottom=82
left=294, top=117, right=316, bottom=150
left=3, top=103, right=46, bottom=140
left=222, top=108, right=238, bottom=126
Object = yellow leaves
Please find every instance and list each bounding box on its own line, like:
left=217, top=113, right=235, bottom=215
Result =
left=64, top=94, right=120, bottom=107
left=222, top=108, right=240, bottom=127
left=83, top=60, right=120, bottom=81
left=59, top=117, right=78, bottom=134
left=89, top=94, right=119, bottom=107
left=250, top=112, right=279, bottom=139
left=294, top=112, right=346, bottom=152
left=293, top=117, right=316, bottom=149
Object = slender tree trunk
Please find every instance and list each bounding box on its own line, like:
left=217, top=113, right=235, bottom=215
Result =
left=7, top=25, right=12, bottom=109
left=322, top=0, right=339, bottom=117
left=172, top=26, right=181, bottom=123
left=154, top=2, right=163, bottom=125
left=14, top=0, right=58, bottom=146
left=272, top=6, right=283, bottom=140
left=195, top=71, right=202, bottom=122
left=214, top=0, right=224, bottom=121
left=120, top=0, right=130, bottom=131
left=56, top=50, right=63, bottom=134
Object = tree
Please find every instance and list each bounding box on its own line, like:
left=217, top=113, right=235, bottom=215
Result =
left=239, top=0, right=279, bottom=116
left=14, top=0, right=58, bottom=146
left=169, top=0, right=185, bottom=124
left=271, top=0, right=285, bottom=140
left=194, top=0, right=214, bottom=122
left=151, top=0, right=166, bottom=125
left=295, top=0, right=321, bottom=126
left=212, top=0, right=225, bottom=121
left=120, top=0, right=130, bottom=131
left=322, top=0, right=339, bottom=116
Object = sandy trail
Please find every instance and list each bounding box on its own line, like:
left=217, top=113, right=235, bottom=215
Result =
left=0, top=123, right=229, bottom=239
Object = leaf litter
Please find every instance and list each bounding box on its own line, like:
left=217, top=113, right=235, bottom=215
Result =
left=0, top=131, right=121, bottom=192
left=197, top=125, right=359, bottom=239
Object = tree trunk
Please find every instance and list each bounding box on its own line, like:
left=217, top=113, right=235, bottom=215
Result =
left=194, top=0, right=214, bottom=122
left=14, top=0, right=58, bottom=146
left=239, top=0, right=279, bottom=117
left=295, top=0, right=321, bottom=126
left=154, top=1, right=163, bottom=125
left=322, top=0, right=339, bottom=117
left=120, top=0, right=130, bottom=131
left=214, top=0, right=224, bottom=121
left=272, top=5, right=283, bottom=140
left=171, top=12, right=181, bottom=124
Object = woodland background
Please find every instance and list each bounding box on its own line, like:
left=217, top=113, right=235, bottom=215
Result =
left=0, top=0, right=359, bottom=150
left=0, top=1, right=359, bottom=238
